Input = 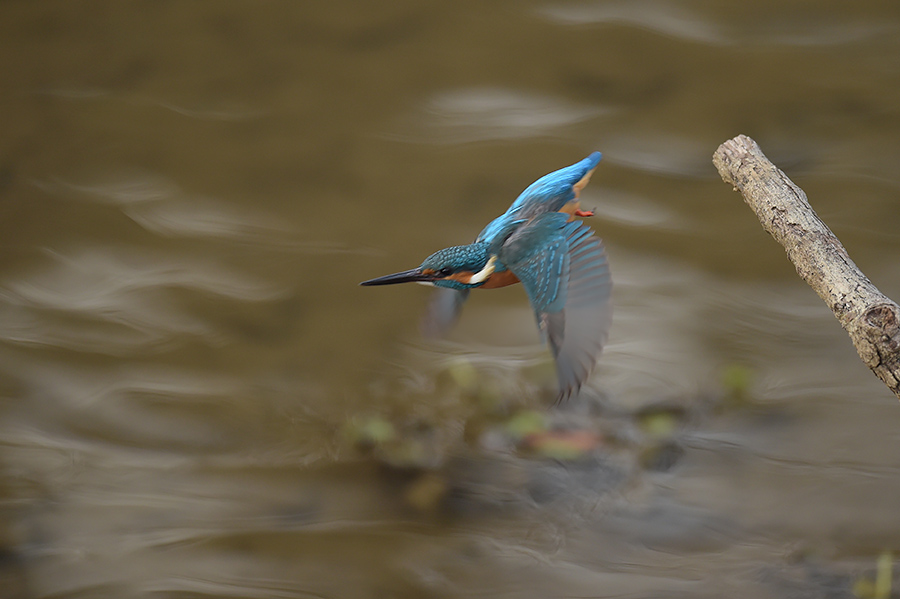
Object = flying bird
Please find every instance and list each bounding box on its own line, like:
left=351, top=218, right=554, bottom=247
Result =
left=361, top=153, right=612, bottom=402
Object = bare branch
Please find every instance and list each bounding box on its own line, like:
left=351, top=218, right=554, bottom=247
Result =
left=713, top=134, right=900, bottom=401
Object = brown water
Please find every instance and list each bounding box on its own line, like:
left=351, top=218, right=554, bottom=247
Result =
left=2, top=2, right=900, bottom=598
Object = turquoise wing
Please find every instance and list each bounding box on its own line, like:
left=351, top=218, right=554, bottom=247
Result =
left=505, top=151, right=601, bottom=217
left=500, top=212, right=612, bottom=402
left=477, top=152, right=601, bottom=244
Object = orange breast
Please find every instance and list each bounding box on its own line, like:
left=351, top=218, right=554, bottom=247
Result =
left=480, top=269, right=520, bottom=289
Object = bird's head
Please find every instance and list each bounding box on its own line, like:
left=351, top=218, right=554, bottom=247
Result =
left=360, top=243, right=495, bottom=291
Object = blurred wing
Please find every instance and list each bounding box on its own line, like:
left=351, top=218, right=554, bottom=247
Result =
left=502, top=213, right=612, bottom=402
left=421, top=288, right=470, bottom=338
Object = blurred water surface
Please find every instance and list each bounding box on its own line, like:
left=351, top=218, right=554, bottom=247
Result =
left=2, top=1, right=900, bottom=598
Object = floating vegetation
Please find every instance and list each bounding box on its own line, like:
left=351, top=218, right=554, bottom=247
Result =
left=720, top=363, right=755, bottom=405
left=635, top=402, right=688, bottom=438
left=853, top=551, right=894, bottom=599
left=343, top=415, right=396, bottom=449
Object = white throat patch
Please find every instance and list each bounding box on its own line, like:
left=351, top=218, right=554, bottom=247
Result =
left=468, top=255, right=497, bottom=285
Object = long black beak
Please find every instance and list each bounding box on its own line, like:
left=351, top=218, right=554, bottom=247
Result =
left=359, top=268, right=433, bottom=286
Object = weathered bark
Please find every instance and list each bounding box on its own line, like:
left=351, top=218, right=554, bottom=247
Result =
left=713, top=134, right=900, bottom=401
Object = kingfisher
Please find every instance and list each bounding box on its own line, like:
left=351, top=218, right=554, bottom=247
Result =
left=360, top=153, right=612, bottom=402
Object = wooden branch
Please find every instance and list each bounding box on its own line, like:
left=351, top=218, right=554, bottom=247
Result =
left=713, top=134, right=900, bottom=401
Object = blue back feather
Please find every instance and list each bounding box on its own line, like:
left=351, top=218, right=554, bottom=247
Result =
left=476, top=152, right=601, bottom=244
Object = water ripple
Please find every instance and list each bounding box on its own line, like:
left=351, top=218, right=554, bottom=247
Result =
left=35, top=174, right=289, bottom=243
left=601, top=133, right=714, bottom=178
left=139, top=577, right=323, bottom=599
left=0, top=247, right=285, bottom=353
left=538, top=1, right=726, bottom=45
left=388, top=87, right=610, bottom=144
left=2, top=362, right=259, bottom=453
left=34, top=173, right=177, bottom=204
left=127, top=197, right=293, bottom=242
left=7, top=248, right=284, bottom=306
left=539, top=1, right=897, bottom=47
left=32, top=87, right=265, bottom=122
left=34, top=175, right=380, bottom=254
left=141, top=97, right=266, bottom=122
left=753, top=20, right=898, bottom=47
left=588, top=189, right=686, bottom=230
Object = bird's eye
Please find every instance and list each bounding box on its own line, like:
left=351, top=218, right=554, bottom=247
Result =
left=438, top=267, right=453, bottom=277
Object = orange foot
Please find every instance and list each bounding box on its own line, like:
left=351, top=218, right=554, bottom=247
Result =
left=574, top=209, right=594, bottom=217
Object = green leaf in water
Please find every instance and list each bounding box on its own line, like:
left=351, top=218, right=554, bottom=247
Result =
left=852, top=550, right=893, bottom=599
left=721, top=363, right=753, bottom=394
left=875, top=550, right=893, bottom=599
left=344, top=416, right=396, bottom=447
left=505, top=410, right=547, bottom=439
left=639, top=411, right=680, bottom=438
left=445, top=357, right=479, bottom=392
